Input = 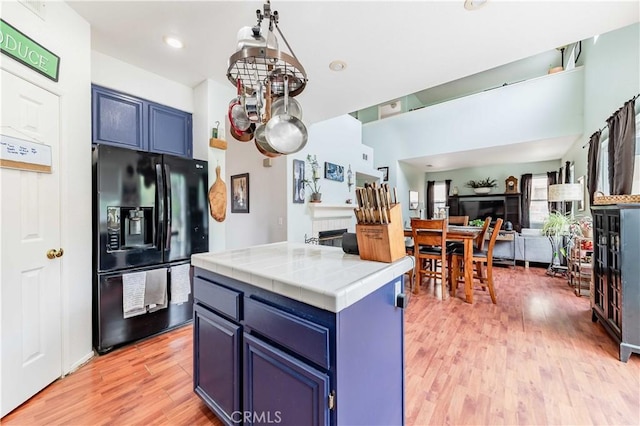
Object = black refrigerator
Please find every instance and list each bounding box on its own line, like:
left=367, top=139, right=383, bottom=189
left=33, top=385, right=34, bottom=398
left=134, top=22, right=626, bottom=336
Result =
left=92, top=144, right=208, bottom=354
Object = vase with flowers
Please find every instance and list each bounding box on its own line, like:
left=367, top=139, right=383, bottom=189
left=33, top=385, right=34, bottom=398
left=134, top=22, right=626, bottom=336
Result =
left=303, top=154, right=322, bottom=202
left=578, top=216, right=593, bottom=238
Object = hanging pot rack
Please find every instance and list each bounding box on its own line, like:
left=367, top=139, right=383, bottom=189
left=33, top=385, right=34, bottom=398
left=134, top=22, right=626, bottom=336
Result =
left=226, top=0, right=307, bottom=97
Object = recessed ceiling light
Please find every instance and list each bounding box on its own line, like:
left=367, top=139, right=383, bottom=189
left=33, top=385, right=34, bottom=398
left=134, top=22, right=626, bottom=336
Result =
left=163, top=36, right=184, bottom=49
left=329, top=60, right=347, bottom=72
left=464, top=0, right=488, bottom=11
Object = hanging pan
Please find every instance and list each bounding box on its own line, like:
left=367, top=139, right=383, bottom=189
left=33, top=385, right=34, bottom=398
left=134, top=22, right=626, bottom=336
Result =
left=228, top=79, right=251, bottom=136
left=230, top=122, right=255, bottom=142
left=255, top=82, right=282, bottom=157
left=265, top=75, right=308, bottom=154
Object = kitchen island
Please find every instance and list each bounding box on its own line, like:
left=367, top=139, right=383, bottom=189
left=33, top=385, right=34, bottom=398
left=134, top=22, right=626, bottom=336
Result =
left=191, top=242, right=413, bottom=426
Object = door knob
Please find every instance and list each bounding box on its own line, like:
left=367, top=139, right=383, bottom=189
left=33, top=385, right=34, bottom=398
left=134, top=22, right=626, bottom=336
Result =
left=47, top=248, right=64, bottom=259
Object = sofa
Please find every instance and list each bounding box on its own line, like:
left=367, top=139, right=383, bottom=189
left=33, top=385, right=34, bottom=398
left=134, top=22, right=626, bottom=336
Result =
left=492, top=228, right=553, bottom=267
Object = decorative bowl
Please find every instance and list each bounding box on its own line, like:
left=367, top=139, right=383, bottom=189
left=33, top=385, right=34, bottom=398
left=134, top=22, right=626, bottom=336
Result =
left=474, top=187, right=492, bottom=194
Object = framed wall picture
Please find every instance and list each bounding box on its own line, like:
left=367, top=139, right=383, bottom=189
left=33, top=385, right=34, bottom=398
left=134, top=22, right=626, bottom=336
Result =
left=409, top=190, right=419, bottom=210
left=378, top=166, right=389, bottom=182
left=577, top=175, right=585, bottom=211
left=324, top=162, right=344, bottom=182
left=293, top=159, right=305, bottom=204
left=231, top=173, right=249, bottom=213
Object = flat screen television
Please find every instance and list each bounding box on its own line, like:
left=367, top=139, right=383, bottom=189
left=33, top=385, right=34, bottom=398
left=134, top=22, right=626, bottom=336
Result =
left=459, top=197, right=505, bottom=222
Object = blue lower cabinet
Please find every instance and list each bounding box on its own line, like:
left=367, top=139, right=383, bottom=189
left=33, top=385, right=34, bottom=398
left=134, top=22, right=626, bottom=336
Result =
left=193, top=270, right=405, bottom=426
left=194, top=304, right=241, bottom=425
left=244, top=333, right=330, bottom=426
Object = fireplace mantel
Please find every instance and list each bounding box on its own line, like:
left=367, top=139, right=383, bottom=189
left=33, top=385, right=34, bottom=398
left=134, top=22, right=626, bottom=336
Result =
left=309, top=203, right=355, bottom=219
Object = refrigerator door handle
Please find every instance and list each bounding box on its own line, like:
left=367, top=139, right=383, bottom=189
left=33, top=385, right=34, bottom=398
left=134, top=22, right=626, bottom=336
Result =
left=155, top=163, right=165, bottom=249
left=164, top=163, right=172, bottom=251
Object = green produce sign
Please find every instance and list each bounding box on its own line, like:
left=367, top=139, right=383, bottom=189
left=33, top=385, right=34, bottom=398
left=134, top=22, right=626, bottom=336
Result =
left=0, top=19, right=60, bottom=82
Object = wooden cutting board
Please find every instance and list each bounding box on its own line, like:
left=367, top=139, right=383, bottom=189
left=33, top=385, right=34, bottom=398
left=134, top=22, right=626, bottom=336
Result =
left=208, top=165, right=227, bottom=222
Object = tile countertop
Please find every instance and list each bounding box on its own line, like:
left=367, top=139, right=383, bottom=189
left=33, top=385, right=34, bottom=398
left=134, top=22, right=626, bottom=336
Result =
left=191, top=242, right=414, bottom=313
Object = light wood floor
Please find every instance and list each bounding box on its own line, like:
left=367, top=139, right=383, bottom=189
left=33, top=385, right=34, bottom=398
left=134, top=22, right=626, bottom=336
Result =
left=3, top=266, right=639, bottom=425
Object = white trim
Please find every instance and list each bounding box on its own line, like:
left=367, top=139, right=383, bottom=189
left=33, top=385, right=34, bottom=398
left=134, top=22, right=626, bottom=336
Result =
left=308, top=203, right=355, bottom=219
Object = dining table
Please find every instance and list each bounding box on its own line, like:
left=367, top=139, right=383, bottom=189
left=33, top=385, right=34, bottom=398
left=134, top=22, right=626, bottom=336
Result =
left=404, top=225, right=481, bottom=303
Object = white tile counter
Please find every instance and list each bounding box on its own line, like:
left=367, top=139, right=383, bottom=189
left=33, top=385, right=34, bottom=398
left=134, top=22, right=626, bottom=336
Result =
left=191, top=242, right=414, bottom=313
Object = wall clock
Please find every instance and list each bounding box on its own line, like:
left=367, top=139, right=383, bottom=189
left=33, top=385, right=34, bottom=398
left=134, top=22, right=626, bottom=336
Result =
left=505, top=176, right=518, bottom=193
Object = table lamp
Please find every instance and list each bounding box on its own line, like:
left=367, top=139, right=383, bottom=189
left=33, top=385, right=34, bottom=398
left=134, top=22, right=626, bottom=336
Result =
left=548, top=183, right=583, bottom=215
left=546, top=183, right=583, bottom=276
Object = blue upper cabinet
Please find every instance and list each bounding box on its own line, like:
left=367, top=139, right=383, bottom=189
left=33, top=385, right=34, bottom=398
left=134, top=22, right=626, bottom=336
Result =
left=92, top=86, right=146, bottom=150
left=148, top=103, right=192, bottom=157
left=91, top=84, right=193, bottom=158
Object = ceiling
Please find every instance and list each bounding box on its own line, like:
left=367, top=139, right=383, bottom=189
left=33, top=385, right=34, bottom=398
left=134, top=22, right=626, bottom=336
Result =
left=68, top=1, right=639, bottom=169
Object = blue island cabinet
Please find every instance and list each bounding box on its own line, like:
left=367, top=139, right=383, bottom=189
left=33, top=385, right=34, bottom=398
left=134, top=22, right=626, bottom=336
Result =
left=193, top=267, right=405, bottom=426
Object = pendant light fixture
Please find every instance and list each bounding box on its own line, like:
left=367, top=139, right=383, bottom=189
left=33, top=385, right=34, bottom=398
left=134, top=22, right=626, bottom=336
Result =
left=226, top=0, right=309, bottom=157
left=227, top=0, right=307, bottom=98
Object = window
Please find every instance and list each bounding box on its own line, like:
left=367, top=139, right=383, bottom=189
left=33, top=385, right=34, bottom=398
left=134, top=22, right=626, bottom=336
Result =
left=433, top=182, right=447, bottom=214
left=529, top=175, right=550, bottom=228
left=598, top=134, right=610, bottom=194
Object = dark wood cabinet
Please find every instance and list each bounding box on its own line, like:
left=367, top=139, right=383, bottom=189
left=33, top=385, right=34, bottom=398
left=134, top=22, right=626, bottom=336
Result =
left=504, top=194, right=521, bottom=228
left=92, top=84, right=192, bottom=158
left=591, top=204, right=640, bottom=362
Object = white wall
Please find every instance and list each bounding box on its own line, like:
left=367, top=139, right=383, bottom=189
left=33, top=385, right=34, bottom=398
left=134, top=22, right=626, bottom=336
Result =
left=286, top=115, right=381, bottom=242
left=398, top=162, right=426, bottom=225
left=1, top=1, right=93, bottom=373
left=225, top=132, right=288, bottom=249
left=562, top=23, right=640, bottom=211
left=193, top=79, right=235, bottom=252
left=363, top=68, right=585, bottom=207
left=424, top=160, right=560, bottom=196
left=364, top=68, right=584, bottom=160
left=91, top=51, right=193, bottom=113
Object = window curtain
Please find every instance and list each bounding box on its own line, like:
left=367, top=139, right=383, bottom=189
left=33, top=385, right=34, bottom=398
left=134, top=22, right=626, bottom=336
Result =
left=444, top=179, right=451, bottom=206
left=426, top=181, right=435, bottom=220
left=520, top=173, right=532, bottom=228
left=587, top=130, right=602, bottom=205
left=564, top=160, right=573, bottom=213
left=547, top=171, right=558, bottom=213
left=606, top=99, right=636, bottom=195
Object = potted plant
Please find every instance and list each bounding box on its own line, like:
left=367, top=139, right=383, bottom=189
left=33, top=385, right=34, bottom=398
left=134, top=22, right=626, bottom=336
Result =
left=303, top=154, right=322, bottom=202
left=469, top=219, right=485, bottom=227
left=465, top=177, right=497, bottom=194
left=541, top=211, right=576, bottom=273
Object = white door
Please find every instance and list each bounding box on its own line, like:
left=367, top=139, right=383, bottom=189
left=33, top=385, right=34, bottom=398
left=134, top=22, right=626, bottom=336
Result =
left=0, top=70, right=62, bottom=417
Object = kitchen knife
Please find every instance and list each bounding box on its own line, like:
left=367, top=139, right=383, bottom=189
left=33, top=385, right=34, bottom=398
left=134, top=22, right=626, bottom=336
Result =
left=379, top=188, right=389, bottom=224
left=375, top=188, right=385, bottom=224
left=367, top=186, right=377, bottom=223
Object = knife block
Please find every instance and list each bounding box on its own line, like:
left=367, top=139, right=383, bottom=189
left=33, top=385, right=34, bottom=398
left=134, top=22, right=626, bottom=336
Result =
left=355, top=204, right=406, bottom=263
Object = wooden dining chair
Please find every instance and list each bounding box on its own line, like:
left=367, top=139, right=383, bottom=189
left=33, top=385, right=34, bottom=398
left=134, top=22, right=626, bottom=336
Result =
left=474, top=216, right=493, bottom=249
left=446, top=215, right=471, bottom=253
left=411, top=218, right=450, bottom=299
left=448, top=215, right=469, bottom=226
left=451, top=218, right=503, bottom=304
left=450, top=216, right=492, bottom=277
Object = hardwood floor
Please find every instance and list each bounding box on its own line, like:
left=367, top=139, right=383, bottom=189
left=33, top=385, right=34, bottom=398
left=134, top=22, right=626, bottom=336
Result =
left=3, top=266, right=639, bottom=425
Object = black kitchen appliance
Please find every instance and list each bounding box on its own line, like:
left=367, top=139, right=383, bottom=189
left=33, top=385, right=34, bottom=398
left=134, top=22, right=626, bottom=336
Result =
left=92, top=144, right=208, bottom=353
